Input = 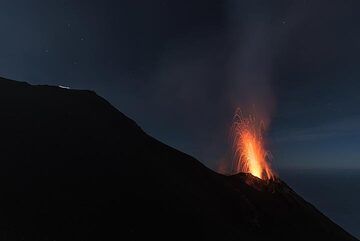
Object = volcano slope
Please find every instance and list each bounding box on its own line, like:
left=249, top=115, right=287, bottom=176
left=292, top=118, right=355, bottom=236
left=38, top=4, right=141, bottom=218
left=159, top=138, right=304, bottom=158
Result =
left=0, top=77, right=356, bottom=241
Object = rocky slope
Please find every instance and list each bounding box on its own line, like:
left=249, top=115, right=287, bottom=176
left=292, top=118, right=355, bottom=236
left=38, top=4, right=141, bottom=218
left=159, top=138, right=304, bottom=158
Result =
left=0, top=77, right=356, bottom=241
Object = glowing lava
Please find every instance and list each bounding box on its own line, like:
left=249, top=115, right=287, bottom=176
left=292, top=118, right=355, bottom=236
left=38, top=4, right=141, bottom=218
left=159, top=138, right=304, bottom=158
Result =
left=232, top=110, right=275, bottom=180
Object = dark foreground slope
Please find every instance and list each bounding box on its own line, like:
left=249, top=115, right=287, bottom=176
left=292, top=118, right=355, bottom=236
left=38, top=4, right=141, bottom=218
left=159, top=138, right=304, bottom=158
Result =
left=0, top=77, right=356, bottom=241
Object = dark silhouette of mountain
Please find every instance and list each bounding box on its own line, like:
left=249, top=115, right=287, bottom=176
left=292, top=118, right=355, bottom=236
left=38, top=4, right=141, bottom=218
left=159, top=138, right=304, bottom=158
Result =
left=0, top=77, right=356, bottom=241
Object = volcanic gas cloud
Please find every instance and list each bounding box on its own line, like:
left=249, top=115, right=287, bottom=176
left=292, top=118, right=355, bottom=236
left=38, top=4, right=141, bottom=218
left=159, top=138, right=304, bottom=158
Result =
left=232, top=109, right=275, bottom=180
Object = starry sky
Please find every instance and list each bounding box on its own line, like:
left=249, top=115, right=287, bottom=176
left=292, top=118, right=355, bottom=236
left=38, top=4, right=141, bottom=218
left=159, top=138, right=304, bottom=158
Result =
left=1, top=0, right=360, bottom=171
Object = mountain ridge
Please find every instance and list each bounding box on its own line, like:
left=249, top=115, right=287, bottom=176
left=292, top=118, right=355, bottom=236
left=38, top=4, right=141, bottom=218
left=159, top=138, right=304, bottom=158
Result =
left=0, top=76, right=356, bottom=241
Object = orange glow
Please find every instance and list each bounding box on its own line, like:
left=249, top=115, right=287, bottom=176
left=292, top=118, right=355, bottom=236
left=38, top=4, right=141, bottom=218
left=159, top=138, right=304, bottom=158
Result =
left=232, top=110, right=275, bottom=180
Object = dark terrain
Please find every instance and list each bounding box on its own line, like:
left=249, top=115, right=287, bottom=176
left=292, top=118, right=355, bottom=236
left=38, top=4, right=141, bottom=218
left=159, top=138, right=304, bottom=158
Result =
left=0, top=77, right=356, bottom=241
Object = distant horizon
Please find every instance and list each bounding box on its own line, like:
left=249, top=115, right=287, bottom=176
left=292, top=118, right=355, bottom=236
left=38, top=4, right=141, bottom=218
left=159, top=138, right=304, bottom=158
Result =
left=281, top=169, right=360, bottom=239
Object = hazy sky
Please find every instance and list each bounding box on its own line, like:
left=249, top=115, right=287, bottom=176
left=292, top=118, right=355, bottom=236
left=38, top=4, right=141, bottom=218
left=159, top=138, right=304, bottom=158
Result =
left=0, top=0, right=359, bottom=171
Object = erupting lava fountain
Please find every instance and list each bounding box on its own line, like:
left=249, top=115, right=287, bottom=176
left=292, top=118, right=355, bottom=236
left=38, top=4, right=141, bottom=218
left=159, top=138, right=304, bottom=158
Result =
left=232, top=109, right=275, bottom=180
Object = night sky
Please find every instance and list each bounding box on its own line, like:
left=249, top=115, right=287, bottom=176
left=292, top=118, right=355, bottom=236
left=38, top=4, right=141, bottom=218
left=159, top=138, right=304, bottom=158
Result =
left=1, top=0, right=360, bottom=171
